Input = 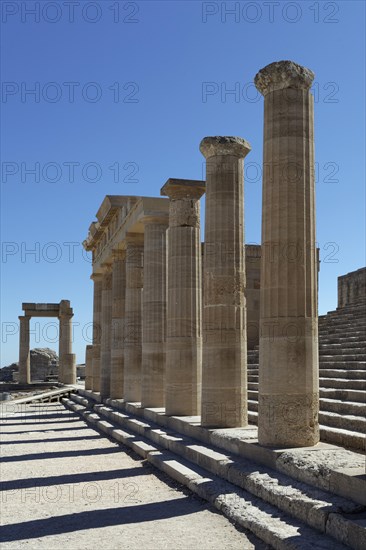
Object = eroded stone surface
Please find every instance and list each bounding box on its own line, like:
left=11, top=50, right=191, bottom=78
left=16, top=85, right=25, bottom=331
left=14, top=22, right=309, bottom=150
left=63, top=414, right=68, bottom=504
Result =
left=254, top=60, right=314, bottom=95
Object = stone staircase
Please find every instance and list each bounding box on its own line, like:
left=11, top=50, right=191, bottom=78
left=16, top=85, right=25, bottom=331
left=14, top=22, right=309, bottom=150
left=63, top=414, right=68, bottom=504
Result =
left=247, top=299, right=366, bottom=451
left=62, top=391, right=366, bottom=550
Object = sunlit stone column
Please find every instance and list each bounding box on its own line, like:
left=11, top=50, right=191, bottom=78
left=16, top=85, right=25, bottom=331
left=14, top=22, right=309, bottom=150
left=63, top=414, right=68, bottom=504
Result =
left=141, top=215, right=169, bottom=408
left=85, top=345, right=93, bottom=390
left=91, top=274, right=103, bottom=392
left=255, top=60, right=319, bottom=447
left=110, top=250, right=126, bottom=399
left=100, top=265, right=113, bottom=399
left=18, top=315, right=30, bottom=384
left=59, top=300, right=76, bottom=385
left=161, top=179, right=205, bottom=416
left=124, top=233, right=144, bottom=402
left=200, top=136, right=251, bottom=428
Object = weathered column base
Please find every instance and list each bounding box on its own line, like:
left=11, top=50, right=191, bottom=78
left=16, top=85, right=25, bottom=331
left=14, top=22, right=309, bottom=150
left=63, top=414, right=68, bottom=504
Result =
left=258, top=393, right=319, bottom=448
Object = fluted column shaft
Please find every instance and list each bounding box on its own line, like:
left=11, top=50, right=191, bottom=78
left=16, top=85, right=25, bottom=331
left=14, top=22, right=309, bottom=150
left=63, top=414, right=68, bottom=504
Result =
left=255, top=60, right=319, bottom=447
left=18, top=315, right=30, bottom=384
left=124, top=234, right=144, bottom=402
left=161, top=179, right=205, bottom=415
left=200, top=136, right=251, bottom=428
left=85, top=345, right=93, bottom=390
left=91, top=274, right=103, bottom=392
left=141, top=218, right=169, bottom=408
left=59, top=300, right=76, bottom=385
left=110, top=250, right=126, bottom=399
left=100, top=266, right=113, bottom=398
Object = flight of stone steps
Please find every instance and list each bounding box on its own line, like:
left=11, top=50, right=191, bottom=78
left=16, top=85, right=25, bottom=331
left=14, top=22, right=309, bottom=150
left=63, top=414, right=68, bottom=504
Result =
left=247, top=299, right=366, bottom=451
left=62, top=392, right=365, bottom=550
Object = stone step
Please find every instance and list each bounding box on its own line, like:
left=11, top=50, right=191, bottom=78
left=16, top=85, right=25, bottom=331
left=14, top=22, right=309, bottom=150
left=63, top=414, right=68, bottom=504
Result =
left=319, top=346, right=366, bottom=361
left=247, top=368, right=366, bottom=380
left=319, top=331, right=366, bottom=339
left=60, top=394, right=366, bottom=548
left=319, top=425, right=366, bottom=452
left=247, top=390, right=366, bottom=417
left=319, top=318, right=366, bottom=325
left=318, top=411, right=366, bottom=434
left=321, top=388, right=366, bottom=404
left=319, top=327, right=366, bottom=334
left=320, top=355, right=366, bottom=362
left=319, top=378, right=366, bottom=390
left=319, top=363, right=366, bottom=371
left=319, top=396, right=366, bottom=415
left=320, top=337, right=365, bottom=345
left=319, top=369, right=366, bottom=380
left=319, top=317, right=366, bottom=325
left=248, top=390, right=258, bottom=400
left=319, top=342, right=366, bottom=351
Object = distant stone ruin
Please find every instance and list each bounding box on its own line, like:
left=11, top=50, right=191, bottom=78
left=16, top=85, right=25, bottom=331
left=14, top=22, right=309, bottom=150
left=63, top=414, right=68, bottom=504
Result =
left=1, top=348, right=59, bottom=382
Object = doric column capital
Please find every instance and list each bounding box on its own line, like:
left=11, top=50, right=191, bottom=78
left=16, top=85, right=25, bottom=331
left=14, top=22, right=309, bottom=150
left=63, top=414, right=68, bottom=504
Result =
left=254, top=60, right=314, bottom=96
left=199, top=136, right=251, bottom=159
left=19, top=315, right=30, bottom=322
left=161, top=178, right=206, bottom=200
left=59, top=300, right=73, bottom=318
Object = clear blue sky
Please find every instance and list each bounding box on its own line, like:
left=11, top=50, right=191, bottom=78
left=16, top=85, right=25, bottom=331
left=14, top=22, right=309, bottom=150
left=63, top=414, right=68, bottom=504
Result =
left=1, top=0, right=365, bottom=367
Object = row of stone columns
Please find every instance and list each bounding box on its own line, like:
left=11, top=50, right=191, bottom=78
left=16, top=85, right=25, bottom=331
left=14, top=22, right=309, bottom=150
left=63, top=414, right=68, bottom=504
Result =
left=86, top=60, right=319, bottom=448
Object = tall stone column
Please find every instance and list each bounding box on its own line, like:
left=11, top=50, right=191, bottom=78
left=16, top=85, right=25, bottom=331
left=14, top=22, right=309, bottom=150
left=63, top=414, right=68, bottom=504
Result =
left=59, top=300, right=76, bottom=385
left=100, top=265, right=113, bottom=399
left=200, top=136, right=251, bottom=428
left=162, top=179, right=205, bottom=416
left=141, top=216, right=169, bottom=408
left=85, top=345, right=93, bottom=390
left=18, top=315, right=30, bottom=384
left=110, top=250, right=126, bottom=399
left=255, top=60, right=319, bottom=447
left=124, top=233, right=144, bottom=402
left=91, top=274, right=103, bottom=392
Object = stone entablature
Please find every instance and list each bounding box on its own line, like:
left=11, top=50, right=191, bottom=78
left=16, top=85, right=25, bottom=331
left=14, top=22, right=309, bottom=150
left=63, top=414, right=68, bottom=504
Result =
left=83, top=196, right=169, bottom=274
left=338, top=267, right=366, bottom=308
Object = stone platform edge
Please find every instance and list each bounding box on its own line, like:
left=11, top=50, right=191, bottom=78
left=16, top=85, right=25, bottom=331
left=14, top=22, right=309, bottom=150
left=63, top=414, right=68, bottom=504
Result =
left=79, top=388, right=366, bottom=507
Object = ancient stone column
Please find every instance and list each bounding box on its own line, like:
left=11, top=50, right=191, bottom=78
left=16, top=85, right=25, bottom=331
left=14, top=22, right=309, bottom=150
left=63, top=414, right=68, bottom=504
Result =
left=18, top=315, right=30, bottom=384
left=161, top=179, right=205, bottom=416
left=124, top=233, right=144, bottom=402
left=100, top=265, right=113, bottom=399
left=255, top=60, right=319, bottom=447
left=91, top=274, right=103, bottom=392
left=110, top=250, right=126, bottom=399
left=200, top=136, right=251, bottom=428
left=85, top=345, right=93, bottom=390
left=59, top=300, right=76, bottom=385
left=141, top=215, right=169, bottom=408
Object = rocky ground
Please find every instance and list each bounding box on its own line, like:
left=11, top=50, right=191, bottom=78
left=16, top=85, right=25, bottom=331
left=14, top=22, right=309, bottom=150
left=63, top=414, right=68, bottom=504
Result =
left=0, top=402, right=270, bottom=549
